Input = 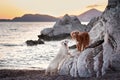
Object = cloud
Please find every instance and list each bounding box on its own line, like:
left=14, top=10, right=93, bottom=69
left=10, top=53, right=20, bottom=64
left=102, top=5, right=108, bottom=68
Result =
left=86, top=4, right=102, bottom=8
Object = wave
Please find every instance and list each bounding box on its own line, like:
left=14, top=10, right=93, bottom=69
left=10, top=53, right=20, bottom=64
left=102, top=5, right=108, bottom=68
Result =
left=0, top=43, right=24, bottom=47
left=9, top=29, right=17, bottom=31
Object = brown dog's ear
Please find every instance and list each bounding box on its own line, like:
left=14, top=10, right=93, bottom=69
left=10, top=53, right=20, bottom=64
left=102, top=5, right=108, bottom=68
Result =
left=70, top=31, right=74, bottom=38
left=75, top=32, right=80, bottom=41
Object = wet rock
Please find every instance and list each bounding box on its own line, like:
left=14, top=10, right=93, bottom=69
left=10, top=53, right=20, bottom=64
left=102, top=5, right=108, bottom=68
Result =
left=38, top=33, right=70, bottom=41
left=26, top=39, right=44, bottom=46
left=38, top=39, right=44, bottom=44
left=69, top=45, right=76, bottom=49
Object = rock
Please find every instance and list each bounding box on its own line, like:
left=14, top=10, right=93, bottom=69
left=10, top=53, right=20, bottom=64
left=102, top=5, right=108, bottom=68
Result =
left=38, top=14, right=89, bottom=41
left=87, top=17, right=100, bottom=31
left=38, top=33, right=70, bottom=41
left=26, top=40, right=38, bottom=46
left=58, top=17, right=105, bottom=77
left=58, top=0, right=120, bottom=78
left=59, top=56, right=74, bottom=75
left=88, top=16, right=105, bottom=44
left=40, top=28, right=53, bottom=36
left=58, top=13, right=105, bottom=77
left=93, top=47, right=103, bottom=77
left=77, top=48, right=94, bottom=77
left=59, top=43, right=103, bottom=77
left=26, top=39, right=44, bottom=46
left=38, top=39, right=44, bottom=44
left=70, top=56, right=79, bottom=77
left=69, top=45, right=76, bottom=49
left=86, top=39, right=104, bottom=48
left=102, top=0, right=120, bottom=75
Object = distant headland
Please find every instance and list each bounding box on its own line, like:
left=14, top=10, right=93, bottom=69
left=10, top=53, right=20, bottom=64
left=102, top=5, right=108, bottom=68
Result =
left=0, top=9, right=102, bottom=22
left=0, top=14, right=58, bottom=22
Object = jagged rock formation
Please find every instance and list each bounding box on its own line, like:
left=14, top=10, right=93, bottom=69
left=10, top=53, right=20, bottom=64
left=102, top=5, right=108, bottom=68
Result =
left=58, top=0, right=120, bottom=78
left=38, top=14, right=90, bottom=41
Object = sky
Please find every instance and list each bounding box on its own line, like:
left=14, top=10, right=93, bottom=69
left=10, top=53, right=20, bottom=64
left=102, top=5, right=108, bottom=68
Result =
left=0, top=0, right=108, bottom=19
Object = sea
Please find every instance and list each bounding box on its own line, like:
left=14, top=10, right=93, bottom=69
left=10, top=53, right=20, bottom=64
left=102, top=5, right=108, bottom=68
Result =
left=0, top=22, right=88, bottom=70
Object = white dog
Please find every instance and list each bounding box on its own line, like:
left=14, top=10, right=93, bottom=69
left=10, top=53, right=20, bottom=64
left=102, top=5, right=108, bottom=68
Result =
left=45, top=40, right=71, bottom=75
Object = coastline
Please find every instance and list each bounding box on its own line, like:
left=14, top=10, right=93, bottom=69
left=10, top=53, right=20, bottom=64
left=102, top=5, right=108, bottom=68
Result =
left=0, top=69, right=120, bottom=80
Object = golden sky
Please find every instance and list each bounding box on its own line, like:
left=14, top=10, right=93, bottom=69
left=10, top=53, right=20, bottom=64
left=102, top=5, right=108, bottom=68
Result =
left=0, top=0, right=108, bottom=19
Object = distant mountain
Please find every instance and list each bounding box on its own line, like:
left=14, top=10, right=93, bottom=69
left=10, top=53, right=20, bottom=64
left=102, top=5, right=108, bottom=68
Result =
left=78, top=9, right=102, bottom=22
left=0, top=9, right=102, bottom=22
left=0, top=14, right=58, bottom=22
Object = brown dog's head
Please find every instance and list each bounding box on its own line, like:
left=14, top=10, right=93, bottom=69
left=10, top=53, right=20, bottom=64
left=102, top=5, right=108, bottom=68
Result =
left=70, top=31, right=80, bottom=40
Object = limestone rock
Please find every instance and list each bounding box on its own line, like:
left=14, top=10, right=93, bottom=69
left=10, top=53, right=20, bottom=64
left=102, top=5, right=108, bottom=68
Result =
left=58, top=0, right=120, bottom=78
left=59, top=43, right=103, bottom=77
left=70, top=56, right=79, bottom=77
left=59, top=56, right=74, bottom=75
left=87, top=17, right=100, bottom=32
left=40, top=28, right=53, bottom=36
left=38, top=14, right=88, bottom=41
left=58, top=13, right=105, bottom=78
left=102, top=0, right=120, bottom=75
left=94, top=50, right=103, bottom=77
left=89, top=17, right=105, bottom=44
left=77, top=48, right=94, bottom=77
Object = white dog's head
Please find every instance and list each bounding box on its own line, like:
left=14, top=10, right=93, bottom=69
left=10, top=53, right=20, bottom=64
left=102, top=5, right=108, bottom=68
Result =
left=61, top=40, right=69, bottom=47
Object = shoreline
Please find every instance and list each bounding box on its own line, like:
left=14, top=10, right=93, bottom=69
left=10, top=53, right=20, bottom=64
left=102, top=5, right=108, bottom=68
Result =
left=0, top=69, right=120, bottom=80
left=0, top=69, right=77, bottom=80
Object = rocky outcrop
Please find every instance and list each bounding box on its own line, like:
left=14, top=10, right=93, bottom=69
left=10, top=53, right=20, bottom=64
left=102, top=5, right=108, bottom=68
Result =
left=59, top=43, right=103, bottom=77
left=58, top=0, right=120, bottom=78
left=102, top=0, right=120, bottom=75
left=38, top=14, right=90, bottom=41
left=89, top=16, right=105, bottom=44
left=26, top=39, right=44, bottom=46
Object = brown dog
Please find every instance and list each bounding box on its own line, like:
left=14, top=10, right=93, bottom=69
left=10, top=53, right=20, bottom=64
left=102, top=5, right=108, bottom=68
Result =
left=71, top=31, right=90, bottom=52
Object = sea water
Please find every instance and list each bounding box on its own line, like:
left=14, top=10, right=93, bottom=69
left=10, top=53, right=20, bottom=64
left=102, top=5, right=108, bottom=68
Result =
left=0, top=22, right=88, bottom=70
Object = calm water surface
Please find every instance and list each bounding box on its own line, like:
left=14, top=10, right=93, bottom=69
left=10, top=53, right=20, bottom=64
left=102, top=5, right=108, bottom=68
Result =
left=0, top=22, right=88, bottom=70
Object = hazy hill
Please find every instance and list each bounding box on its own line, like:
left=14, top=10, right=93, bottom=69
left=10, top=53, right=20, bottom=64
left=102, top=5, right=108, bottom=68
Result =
left=0, top=9, right=102, bottom=22
left=78, top=9, right=102, bottom=22
left=0, top=14, right=58, bottom=22
left=12, top=14, right=58, bottom=22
